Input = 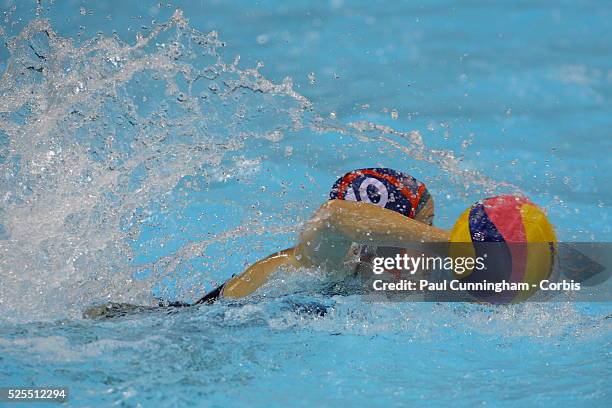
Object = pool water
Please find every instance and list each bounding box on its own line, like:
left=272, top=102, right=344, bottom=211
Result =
left=0, top=1, right=610, bottom=407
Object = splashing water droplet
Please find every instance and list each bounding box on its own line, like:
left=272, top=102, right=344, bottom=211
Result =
left=308, top=72, right=316, bottom=84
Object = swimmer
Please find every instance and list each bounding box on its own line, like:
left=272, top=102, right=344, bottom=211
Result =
left=84, top=168, right=445, bottom=318
left=196, top=168, right=448, bottom=303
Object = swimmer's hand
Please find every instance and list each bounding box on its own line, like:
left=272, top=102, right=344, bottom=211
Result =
left=83, top=302, right=157, bottom=319
left=83, top=301, right=190, bottom=319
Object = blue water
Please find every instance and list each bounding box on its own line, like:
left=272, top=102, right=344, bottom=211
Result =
left=0, top=0, right=610, bottom=407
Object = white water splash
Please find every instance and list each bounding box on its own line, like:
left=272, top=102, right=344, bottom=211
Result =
left=0, top=11, right=512, bottom=321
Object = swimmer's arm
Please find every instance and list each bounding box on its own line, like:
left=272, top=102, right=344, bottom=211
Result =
left=221, top=248, right=301, bottom=298
left=295, top=200, right=450, bottom=268
left=223, top=200, right=449, bottom=298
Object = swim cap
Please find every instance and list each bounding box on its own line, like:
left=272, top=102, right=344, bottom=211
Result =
left=329, top=168, right=431, bottom=219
